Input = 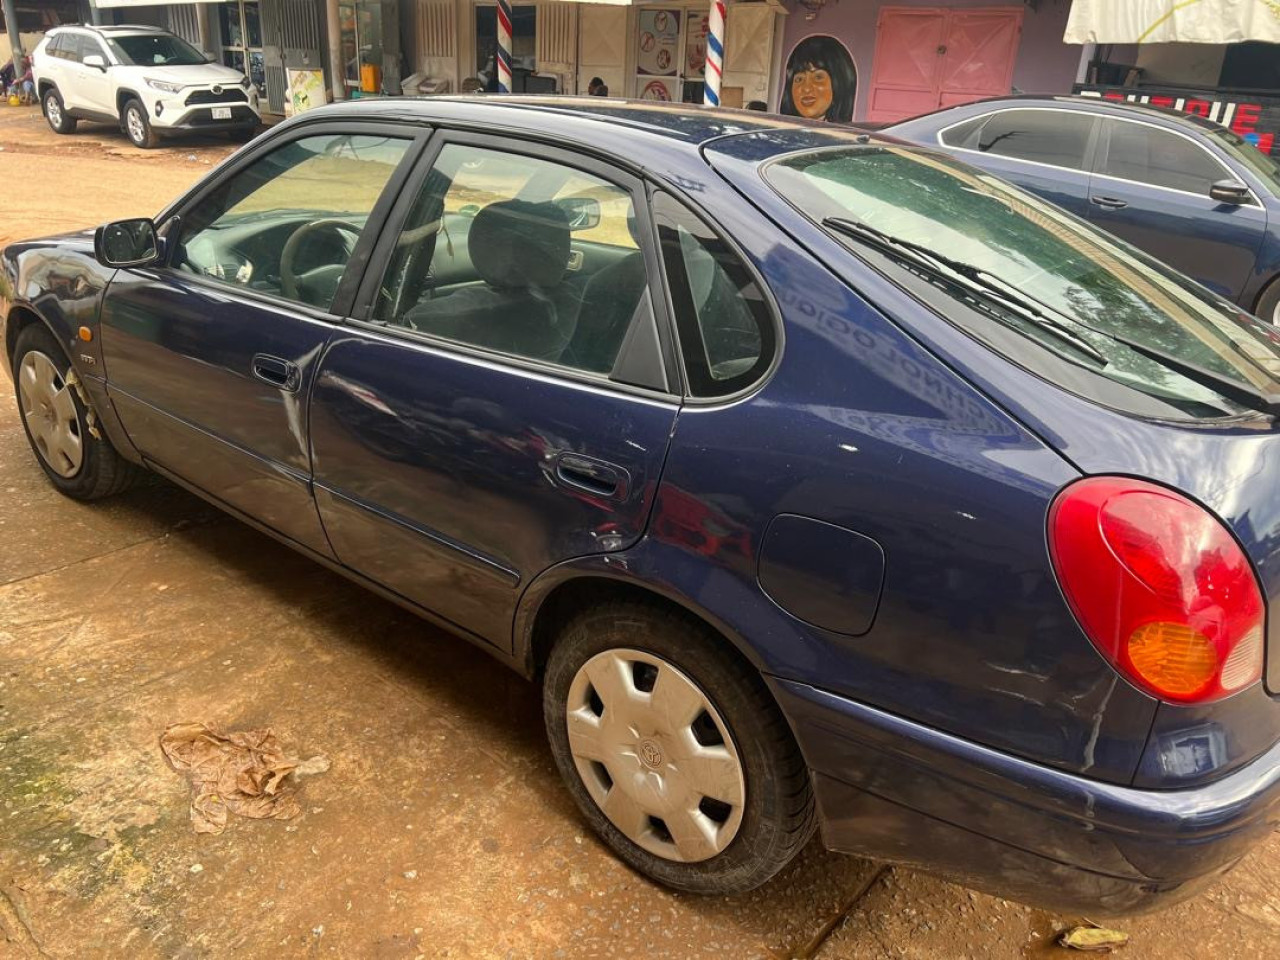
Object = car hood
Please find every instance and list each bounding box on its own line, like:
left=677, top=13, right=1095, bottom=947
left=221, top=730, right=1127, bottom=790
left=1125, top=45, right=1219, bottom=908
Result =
left=125, top=63, right=246, bottom=87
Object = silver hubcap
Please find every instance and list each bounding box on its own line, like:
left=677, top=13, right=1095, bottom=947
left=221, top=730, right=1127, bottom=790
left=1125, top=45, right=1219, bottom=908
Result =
left=18, top=351, right=83, bottom=478
left=127, top=107, right=145, bottom=144
left=1273, top=299, right=1280, bottom=326
left=46, top=96, right=61, bottom=126
left=566, top=648, right=745, bottom=863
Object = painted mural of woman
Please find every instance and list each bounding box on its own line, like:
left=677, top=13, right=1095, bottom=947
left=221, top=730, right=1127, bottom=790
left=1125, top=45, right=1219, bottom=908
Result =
left=780, top=35, right=857, bottom=123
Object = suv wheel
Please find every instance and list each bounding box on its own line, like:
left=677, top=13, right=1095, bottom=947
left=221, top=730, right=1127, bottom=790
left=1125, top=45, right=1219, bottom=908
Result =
left=43, top=88, right=76, bottom=134
left=543, top=601, right=816, bottom=894
left=12, top=324, right=141, bottom=500
left=122, top=98, right=158, bottom=149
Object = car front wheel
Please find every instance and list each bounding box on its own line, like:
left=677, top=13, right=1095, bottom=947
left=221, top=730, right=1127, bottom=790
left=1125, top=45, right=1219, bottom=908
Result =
left=122, top=98, right=158, bottom=149
left=43, top=88, right=76, bottom=134
left=543, top=600, right=815, bottom=894
left=12, top=324, right=140, bottom=500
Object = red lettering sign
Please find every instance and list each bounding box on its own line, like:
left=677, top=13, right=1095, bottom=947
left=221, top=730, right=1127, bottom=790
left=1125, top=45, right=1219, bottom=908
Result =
left=1233, top=102, right=1262, bottom=134
left=1150, top=95, right=1175, bottom=108
left=1184, top=99, right=1212, bottom=117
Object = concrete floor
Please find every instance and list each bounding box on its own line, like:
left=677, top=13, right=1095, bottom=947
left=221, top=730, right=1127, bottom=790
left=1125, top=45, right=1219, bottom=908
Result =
left=2, top=103, right=1280, bottom=958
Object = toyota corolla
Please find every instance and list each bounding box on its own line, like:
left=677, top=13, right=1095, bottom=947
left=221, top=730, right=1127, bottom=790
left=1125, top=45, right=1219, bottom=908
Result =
left=5, top=99, right=1280, bottom=913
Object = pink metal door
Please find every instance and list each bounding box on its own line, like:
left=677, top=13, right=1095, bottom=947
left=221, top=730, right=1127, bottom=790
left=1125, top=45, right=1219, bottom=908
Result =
left=865, top=8, right=947, bottom=124
left=937, top=9, right=1023, bottom=109
left=866, top=6, right=1023, bottom=124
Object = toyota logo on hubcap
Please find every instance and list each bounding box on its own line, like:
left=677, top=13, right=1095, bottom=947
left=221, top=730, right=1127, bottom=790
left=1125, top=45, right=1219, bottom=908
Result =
left=639, top=739, right=664, bottom=768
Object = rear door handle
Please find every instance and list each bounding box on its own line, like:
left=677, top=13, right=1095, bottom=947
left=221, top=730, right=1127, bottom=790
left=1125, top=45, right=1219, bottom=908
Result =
left=252, top=353, right=300, bottom=392
left=555, top=453, right=630, bottom=500
left=1090, top=195, right=1129, bottom=210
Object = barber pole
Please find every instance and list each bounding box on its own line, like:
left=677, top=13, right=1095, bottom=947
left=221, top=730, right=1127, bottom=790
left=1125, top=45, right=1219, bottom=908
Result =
left=704, top=0, right=726, bottom=107
left=496, top=0, right=514, bottom=94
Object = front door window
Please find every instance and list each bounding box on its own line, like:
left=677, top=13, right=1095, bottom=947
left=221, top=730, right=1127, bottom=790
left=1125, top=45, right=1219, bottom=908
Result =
left=174, top=133, right=412, bottom=310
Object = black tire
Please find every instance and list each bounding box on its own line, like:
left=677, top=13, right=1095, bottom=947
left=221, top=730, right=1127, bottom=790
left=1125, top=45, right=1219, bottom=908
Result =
left=1256, top=277, right=1280, bottom=326
left=543, top=600, right=816, bottom=894
left=121, top=98, right=158, bottom=149
left=42, top=87, right=76, bottom=134
left=11, top=324, right=141, bottom=501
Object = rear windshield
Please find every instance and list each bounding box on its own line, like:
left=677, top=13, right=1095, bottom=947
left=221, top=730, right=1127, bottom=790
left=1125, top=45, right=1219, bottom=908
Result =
left=107, top=34, right=206, bottom=67
left=765, top=144, right=1280, bottom=420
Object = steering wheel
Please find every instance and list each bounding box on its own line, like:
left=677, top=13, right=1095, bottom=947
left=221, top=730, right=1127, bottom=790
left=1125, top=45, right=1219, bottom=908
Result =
left=280, top=219, right=362, bottom=304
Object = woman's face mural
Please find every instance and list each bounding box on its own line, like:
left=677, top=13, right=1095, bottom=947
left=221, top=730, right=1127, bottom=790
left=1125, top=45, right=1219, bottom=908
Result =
left=780, top=35, right=856, bottom=124
left=791, top=64, right=834, bottom=119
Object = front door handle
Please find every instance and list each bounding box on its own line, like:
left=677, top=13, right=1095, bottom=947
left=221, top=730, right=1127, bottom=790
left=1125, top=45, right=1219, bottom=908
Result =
left=1090, top=195, right=1129, bottom=210
left=252, top=353, right=300, bottom=392
left=555, top=453, right=630, bottom=500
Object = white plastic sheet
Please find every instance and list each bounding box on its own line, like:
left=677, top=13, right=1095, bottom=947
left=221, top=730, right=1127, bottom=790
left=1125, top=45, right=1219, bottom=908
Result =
left=1065, top=0, right=1280, bottom=44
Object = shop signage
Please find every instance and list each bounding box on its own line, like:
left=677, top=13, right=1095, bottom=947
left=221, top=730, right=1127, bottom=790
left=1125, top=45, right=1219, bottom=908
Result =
left=1075, top=83, right=1280, bottom=155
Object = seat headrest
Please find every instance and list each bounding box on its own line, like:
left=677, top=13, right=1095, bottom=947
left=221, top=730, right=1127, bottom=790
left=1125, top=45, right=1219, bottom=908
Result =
left=470, top=200, right=571, bottom=291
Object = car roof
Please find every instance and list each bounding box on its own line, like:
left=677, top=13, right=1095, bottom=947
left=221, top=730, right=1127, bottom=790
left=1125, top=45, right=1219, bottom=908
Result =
left=285, top=95, right=879, bottom=168
left=893, top=94, right=1225, bottom=135
left=50, top=24, right=168, bottom=36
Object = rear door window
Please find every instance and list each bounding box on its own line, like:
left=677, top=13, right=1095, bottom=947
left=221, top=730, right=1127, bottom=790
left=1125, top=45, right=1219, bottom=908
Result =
left=373, top=142, right=661, bottom=384
left=1098, top=120, right=1231, bottom=195
left=943, top=109, right=1095, bottom=171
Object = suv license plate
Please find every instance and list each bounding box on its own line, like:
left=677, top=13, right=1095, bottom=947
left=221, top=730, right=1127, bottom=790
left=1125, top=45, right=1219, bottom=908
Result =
left=212, top=107, right=232, bottom=120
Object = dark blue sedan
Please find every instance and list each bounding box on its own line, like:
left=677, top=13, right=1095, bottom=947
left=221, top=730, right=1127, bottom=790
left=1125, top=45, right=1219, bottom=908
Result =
left=6, top=98, right=1280, bottom=913
left=888, top=96, right=1280, bottom=323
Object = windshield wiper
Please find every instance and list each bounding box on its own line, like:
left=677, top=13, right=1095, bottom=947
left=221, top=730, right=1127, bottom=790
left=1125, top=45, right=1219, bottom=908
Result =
left=822, top=217, right=1109, bottom=368
left=823, top=216, right=1280, bottom=416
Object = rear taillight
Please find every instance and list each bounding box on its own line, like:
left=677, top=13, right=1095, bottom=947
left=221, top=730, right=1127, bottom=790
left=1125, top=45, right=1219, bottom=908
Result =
left=1048, top=477, right=1265, bottom=704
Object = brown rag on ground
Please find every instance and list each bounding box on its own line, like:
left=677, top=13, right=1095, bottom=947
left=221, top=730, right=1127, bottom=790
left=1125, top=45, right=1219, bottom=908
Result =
left=160, top=722, right=330, bottom=835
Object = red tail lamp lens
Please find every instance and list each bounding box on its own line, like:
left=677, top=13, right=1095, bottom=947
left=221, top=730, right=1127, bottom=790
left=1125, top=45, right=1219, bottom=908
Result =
left=1048, top=477, right=1265, bottom=703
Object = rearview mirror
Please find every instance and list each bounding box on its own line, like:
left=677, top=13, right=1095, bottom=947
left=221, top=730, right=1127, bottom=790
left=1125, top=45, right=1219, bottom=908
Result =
left=82, top=54, right=106, bottom=71
left=1210, top=179, right=1251, bottom=205
left=555, top=197, right=601, bottom=231
left=95, top=218, right=160, bottom=268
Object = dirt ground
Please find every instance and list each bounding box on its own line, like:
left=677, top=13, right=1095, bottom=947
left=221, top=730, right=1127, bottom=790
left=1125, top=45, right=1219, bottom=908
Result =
left=2, top=102, right=1280, bottom=958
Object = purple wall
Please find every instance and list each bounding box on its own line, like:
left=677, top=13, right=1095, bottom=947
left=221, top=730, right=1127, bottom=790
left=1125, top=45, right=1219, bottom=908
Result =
left=779, top=0, right=1082, bottom=121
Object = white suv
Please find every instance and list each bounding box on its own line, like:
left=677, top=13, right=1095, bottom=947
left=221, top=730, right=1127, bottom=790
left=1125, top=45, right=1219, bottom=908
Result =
left=32, top=24, right=261, bottom=149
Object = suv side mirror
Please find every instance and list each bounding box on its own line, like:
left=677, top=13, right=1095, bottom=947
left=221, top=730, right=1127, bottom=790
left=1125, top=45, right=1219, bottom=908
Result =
left=95, top=218, right=160, bottom=268
left=1210, top=179, right=1251, bottom=205
left=82, top=54, right=107, bottom=71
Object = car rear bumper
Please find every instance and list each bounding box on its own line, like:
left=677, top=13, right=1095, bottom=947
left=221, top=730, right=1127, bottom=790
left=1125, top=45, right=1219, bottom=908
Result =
left=770, top=677, right=1280, bottom=915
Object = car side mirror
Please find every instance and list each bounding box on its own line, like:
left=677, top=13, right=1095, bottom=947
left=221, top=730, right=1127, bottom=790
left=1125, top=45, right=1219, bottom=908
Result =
left=555, top=197, right=601, bottom=231
left=95, top=218, right=160, bottom=268
left=82, top=54, right=107, bottom=71
left=1210, top=179, right=1251, bottom=205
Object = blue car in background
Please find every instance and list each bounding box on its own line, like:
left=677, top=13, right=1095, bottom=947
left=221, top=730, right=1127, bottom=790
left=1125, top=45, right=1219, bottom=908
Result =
left=888, top=96, right=1280, bottom=323
left=6, top=99, right=1280, bottom=914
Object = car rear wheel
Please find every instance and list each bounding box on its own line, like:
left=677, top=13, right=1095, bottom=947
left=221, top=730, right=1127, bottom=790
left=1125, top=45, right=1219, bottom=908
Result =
left=543, top=600, right=815, bottom=894
left=43, top=88, right=76, bottom=135
left=12, top=324, right=140, bottom=500
left=122, top=98, right=158, bottom=149
left=1256, top=276, right=1280, bottom=326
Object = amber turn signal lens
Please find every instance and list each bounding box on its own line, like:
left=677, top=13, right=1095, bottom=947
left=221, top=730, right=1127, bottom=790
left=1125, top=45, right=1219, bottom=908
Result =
left=1127, top=622, right=1218, bottom=698
left=77, top=326, right=92, bottom=342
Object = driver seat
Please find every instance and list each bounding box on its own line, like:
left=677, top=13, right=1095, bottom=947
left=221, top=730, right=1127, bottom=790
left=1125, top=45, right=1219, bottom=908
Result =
left=404, top=200, right=571, bottom=362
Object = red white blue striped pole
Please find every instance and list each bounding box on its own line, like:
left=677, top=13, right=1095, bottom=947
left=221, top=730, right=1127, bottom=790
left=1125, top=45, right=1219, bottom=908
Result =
left=496, top=0, right=514, bottom=94
left=704, top=0, right=726, bottom=106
